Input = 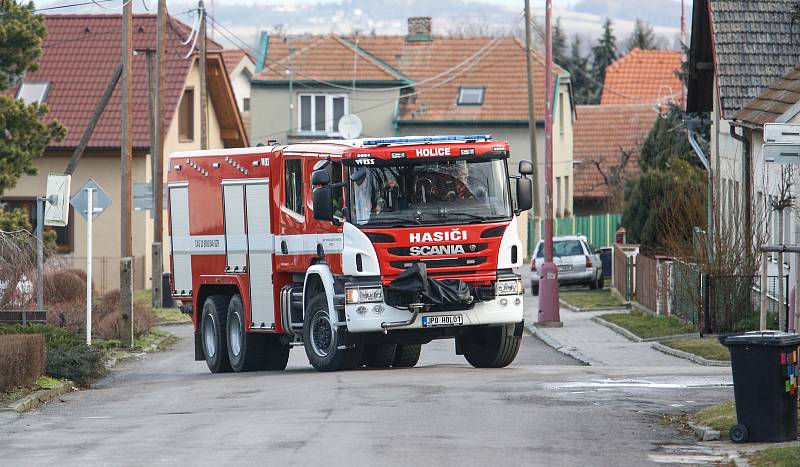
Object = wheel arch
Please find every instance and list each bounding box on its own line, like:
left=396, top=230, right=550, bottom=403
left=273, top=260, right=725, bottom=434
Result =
left=303, top=264, right=340, bottom=326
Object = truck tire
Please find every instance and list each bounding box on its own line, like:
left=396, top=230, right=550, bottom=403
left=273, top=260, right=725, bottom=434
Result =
left=303, top=294, right=361, bottom=372
left=393, top=344, right=421, bottom=368
left=461, top=324, right=521, bottom=368
left=226, top=294, right=266, bottom=372
left=201, top=295, right=232, bottom=373
left=362, top=343, right=396, bottom=368
left=263, top=335, right=290, bottom=371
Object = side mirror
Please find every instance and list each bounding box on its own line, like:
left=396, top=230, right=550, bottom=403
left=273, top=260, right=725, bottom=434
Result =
left=350, top=166, right=368, bottom=184
left=515, top=176, right=532, bottom=213
left=311, top=168, right=331, bottom=186
left=518, top=160, right=533, bottom=176
left=312, top=186, right=334, bottom=221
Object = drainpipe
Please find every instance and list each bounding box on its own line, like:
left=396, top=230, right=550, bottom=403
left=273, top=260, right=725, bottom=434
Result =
left=730, top=124, right=752, bottom=258
left=687, top=120, right=714, bottom=257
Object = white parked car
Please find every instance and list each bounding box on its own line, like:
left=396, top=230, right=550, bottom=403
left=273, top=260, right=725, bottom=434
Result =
left=530, top=236, right=603, bottom=295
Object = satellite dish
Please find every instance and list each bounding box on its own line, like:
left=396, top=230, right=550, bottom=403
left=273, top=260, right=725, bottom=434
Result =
left=44, top=173, right=71, bottom=227
left=338, top=114, right=362, bottom=139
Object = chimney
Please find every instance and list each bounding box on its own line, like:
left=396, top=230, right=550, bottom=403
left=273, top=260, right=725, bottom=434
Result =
left=407, top=17, right=432, bottom=41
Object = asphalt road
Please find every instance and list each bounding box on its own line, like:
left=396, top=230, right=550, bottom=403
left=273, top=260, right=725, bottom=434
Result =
left=1, top=299, right=734, bottom=467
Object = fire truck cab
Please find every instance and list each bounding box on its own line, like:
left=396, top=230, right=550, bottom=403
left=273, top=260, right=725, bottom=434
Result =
left=167, top=135, right=533, bottom=373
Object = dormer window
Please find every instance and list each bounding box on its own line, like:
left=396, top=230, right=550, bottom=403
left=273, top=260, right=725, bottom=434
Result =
left=16, top=81, right=50, bottom=105
left=457, top=86, right=484, bottom=105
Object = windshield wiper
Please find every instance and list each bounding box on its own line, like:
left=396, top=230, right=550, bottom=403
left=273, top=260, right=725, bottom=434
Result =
left=367, top=215, right=421, bottom=227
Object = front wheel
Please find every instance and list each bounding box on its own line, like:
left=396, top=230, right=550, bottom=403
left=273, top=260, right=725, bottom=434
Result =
left=461, top=324, right=521, bottom=368
left=303, top=294, right=362, bottom=372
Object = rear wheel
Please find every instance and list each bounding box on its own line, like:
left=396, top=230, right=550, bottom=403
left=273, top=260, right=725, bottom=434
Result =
left=263, top=335, right=290, bottom=371
left=393, top=344, right=422, bottom=368
left=589, top=279, right=597, bottom=290
left=461, top=324, right=521, bottom=368
left=201, top=295, right=232, bottom=374
left=227, top=294, right=266, bottom=372
left=362, top=343, right=396, bottom=368
left=531, top=284, right=539, bottom=296
left=598, top=277, right=605, bottom=290
left=303, top=294, right=362, bottom=372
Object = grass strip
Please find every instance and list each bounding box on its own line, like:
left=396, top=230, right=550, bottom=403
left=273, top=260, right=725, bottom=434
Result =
left=560, top=289, right=623, bottom=309
left=748, top=446, right=800, bottom=467
left=661, top=338, right=730, bottom=361
left=600, top=310, right=697, bottom=339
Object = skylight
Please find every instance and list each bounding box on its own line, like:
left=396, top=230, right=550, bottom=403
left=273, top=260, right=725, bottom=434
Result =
left=17, top=81, right=50, bottom=105
left=457, top=86, right=484, bottom=105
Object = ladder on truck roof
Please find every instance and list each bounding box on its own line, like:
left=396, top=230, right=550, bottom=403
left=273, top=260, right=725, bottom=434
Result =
left=333, top=134, right=494, bottom=148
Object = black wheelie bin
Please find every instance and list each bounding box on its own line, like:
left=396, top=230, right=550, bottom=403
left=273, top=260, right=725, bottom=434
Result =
left=720, top=331, right=800, bottom=443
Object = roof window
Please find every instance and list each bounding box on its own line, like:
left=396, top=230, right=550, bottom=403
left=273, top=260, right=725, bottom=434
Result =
left=17, top=81, right=50, bottom=105
left=457, top=86, right=484, bottom=105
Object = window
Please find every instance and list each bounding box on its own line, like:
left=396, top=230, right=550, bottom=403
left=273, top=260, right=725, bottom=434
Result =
left=327, top=161, right=344, bottom=218
left=179, top=88, right=195, bottom=141
left=284, top=159, right=304, bottom=216
left=297, top=94, right=348, bottom=134
left=564, top=175, right=570, bottom=215
left=457, top=86, right=484, bottom=105
left=556, top=176, right=562, bottom=216
left=559, top=93, right=565, bottom=136
left=1, top=199, right=72, bottom=252
left=242, top=97, right=250, bottom=112
left=16, top=81, right=50, bottom=105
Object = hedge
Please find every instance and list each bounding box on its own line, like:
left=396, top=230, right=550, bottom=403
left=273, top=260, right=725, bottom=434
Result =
left=0, top=334, right=46, bottom=392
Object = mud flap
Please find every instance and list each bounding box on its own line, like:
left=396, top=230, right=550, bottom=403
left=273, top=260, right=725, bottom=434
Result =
left=194, top=330, right=204, bottom=361
left=514, top=320, right=524, bottom=338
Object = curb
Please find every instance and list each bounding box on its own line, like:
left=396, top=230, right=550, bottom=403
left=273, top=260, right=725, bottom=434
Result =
left=4, top=380, right=75, bottom=413
left=651, top=342, right=730, bottom=367
left=156, top=320, right=192, bottom=326
left=558, top=299, right=630, bottom=313
left=687, top=421, right=721, bottom=441
left=590, top=316, right=699, bottom=343
left=525, top=323, right=596, bottom=366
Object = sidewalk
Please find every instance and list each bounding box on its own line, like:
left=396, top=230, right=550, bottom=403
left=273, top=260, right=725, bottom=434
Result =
left=523, top=299, right=697, bottom=367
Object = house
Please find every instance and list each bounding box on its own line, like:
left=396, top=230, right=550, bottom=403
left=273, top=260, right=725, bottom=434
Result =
left=572, top=104, right=657, bottom=215
left=1, top=14, right=247, bottom=290
left=600, top=48, right=683, bottom=107
left=249, top=17, right=576, bottom=256
left=687, top=0, right=800, bottom=246
left=221, top=49, right=255, bottom=132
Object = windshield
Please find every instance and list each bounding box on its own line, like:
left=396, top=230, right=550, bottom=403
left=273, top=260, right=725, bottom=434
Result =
left=350, top=157, right=512, bottom=227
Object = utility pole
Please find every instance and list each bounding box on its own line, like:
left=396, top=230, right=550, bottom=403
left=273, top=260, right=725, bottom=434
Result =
left=537, top=0, right=561, bottom=327
left=152, top=0, right=167, bottom=309
left=199, top=0, right=209, bottom=150
left=523, top=0, right=541, bottom=223
left=120, top=0, right=134, bottom=348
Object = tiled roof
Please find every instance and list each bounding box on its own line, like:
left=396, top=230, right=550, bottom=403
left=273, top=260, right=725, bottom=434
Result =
left=254, top=36, right=406, bottom=82
left=573, top=104, right=657, bottom=199
left=734, top=65, right=800, bottom=126
left=18, top=14, right=221, bottom=150
left=709, top=0, right=800, bottom=117
left=254, top=35, right=564, bottom=122
left=600, top=49, right=682, bottom=106
left=221, top=49, right=253, bottom=75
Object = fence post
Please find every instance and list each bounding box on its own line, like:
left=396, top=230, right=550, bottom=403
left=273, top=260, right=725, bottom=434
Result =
left=605, top=213, right=611, bottom=247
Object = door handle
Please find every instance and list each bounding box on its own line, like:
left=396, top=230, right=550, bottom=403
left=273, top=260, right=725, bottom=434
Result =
left=281, top=241, right=288, bottom=254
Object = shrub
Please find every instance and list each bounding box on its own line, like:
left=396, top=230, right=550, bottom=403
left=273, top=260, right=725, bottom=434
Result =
left=94, top=290, right=156, bottom=338
left=0, top=334, right=46, bottom=392
left=0, top=324, right=106, bottom=387
left=44, top=268, right=88, bottom=304
left=46, top=343, right=106, bottom=386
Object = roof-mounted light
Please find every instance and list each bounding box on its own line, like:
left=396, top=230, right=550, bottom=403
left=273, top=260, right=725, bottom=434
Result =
left=360, top=134, right=493, bottom=147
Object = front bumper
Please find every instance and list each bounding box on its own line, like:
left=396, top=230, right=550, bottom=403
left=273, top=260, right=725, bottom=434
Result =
left=345, top=294, right=524, bottom=333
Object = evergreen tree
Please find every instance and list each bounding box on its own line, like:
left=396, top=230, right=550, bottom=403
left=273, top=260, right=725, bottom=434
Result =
left=626, top=19, right=657, bottom=51
left=0, top=1, right=64, bottom=195
left=621, top=106, right=707, bottom=250
left=552, top=18, right=568, bottom=69
left=0, top=1, right=65, bottom=230
left=591, top=18, right=617, bottom=87
left=566, top=35, right=595, bottom=105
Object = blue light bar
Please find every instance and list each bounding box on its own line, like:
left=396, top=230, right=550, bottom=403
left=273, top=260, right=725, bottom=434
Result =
left=360, top=134, right=493, bottom=147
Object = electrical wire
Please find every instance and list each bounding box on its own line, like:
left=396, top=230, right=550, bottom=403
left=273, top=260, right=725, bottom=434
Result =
left=181, top=10, right=200, bottom=46
left=89, top=0, right=134, bottom=11
left=0, top=0, right=116, bottom=16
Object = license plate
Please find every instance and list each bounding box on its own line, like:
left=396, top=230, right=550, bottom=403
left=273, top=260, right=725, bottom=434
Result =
left=558, top=264, right=572, bottom=272
left=422, top=315, right=463, bottom=327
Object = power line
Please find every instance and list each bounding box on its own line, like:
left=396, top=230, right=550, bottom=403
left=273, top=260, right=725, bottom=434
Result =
left=0, top=0, right=115, bottom=17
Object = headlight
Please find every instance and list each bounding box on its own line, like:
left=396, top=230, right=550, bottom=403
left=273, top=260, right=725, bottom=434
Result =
left=345, top=286, right=383, bottom=304
left=496, top=278, right=522, bottom=296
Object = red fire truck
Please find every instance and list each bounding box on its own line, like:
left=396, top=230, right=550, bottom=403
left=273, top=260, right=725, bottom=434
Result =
left=167, top=135, right=533, bottom=373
